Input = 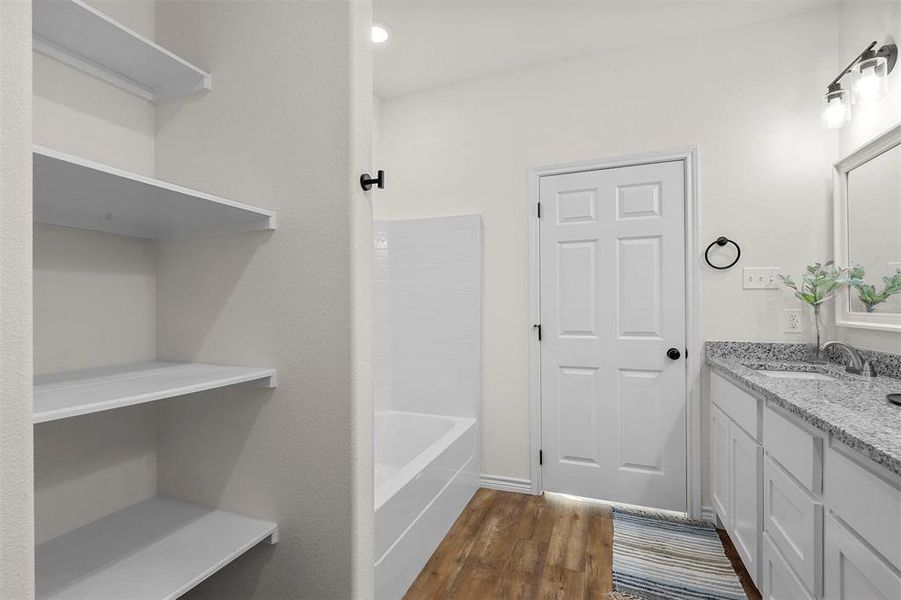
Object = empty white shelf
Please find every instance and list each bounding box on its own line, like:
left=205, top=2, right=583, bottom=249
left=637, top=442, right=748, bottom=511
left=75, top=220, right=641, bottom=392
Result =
left=34, top=147, right=277, bottom=239
left=33, top=0, right=210, bottom=102
left=34, top=362, right=277, bottom=424
left=37, top=496, right=278, bottom=600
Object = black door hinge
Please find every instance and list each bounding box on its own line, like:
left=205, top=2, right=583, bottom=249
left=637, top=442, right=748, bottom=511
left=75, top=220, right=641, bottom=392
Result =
left=539, top=450, right=543, bottom=465
left=537, top=202, right=541, bottom=218
left=533, top=323, right=541, bottom=341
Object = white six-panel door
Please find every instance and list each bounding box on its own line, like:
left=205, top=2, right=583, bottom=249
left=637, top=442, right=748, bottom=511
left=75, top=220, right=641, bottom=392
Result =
left=538, top=161, right=687, bottom=511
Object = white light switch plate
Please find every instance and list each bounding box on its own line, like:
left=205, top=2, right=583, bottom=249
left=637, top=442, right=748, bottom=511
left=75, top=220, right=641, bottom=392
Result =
left=743, top=267, right=780, bottom=289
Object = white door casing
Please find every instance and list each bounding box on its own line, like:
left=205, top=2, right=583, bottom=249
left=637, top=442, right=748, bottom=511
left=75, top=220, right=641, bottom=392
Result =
left=538, top=160, right=688, bottom=511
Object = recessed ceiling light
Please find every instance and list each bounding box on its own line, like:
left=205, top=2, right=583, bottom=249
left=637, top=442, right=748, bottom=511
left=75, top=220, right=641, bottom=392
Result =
left=371, top=24, right=390, bottom=44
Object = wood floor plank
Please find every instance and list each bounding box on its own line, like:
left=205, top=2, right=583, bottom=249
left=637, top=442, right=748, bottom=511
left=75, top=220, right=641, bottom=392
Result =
left=403, top=489, right=761, bottom=600
left=718, top=528, right=761, bottom=600
left=404, top=488, right=497, bottom=598
left=492, top=539, right=546, bottom=600
left=583, top=503, right=613, bottom=599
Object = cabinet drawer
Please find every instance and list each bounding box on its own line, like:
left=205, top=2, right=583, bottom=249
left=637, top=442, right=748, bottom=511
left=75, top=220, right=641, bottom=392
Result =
left=763, top=457, right=822, bottom=595
left=824, top=514, right=901, bottom=599
left=711, top=372, right=760, bottom=441
left=763, top=406, right=822, bottom=493
left=762, top=533, right=815, bottom=600
left=825, top=447, right=901, bottom=570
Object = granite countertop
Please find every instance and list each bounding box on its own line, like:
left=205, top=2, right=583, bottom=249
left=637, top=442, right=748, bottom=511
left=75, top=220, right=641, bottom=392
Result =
left=706, top=342, right=901, bottom=477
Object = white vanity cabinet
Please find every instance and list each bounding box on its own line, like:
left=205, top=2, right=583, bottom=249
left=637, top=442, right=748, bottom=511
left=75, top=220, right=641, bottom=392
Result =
left=731, top=424, right=762, bottom=581
left=711, top=404, right=732, bottom=526
left=762, top=533, right=815, bottom=600
left=824, top=513, right=901, bottom=600
left=710, top=374, right=762, bottom=585
left=762, top=406, right=823, bottom=597
left=711, top=371, right=901, bottom=600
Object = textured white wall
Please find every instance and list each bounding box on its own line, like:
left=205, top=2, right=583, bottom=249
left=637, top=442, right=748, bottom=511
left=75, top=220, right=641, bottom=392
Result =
left=31, top=0, right=160, bottom=547
left=350, top=2, right=375, bottom=595
left=33, top=404, right=159, bottom=544
left=0, top=1, right=34, bottom=596
left=377, top=9, right=840, bottom=491
left=374, top=216, right=482, bottom=418
left=152, top=1, right=373, bottom=597
left=33, top=226, right=157, bottom=375
left=836, top=0, right=901, bottom=354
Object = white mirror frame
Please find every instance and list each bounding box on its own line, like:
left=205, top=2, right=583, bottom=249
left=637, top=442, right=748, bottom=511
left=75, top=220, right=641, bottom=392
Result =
left=834, top=121, right=901, bottom=332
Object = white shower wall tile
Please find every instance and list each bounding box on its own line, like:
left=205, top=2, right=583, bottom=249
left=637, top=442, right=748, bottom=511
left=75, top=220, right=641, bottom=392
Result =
left=374, top=216, right=481, bottom=418
left=381, top=277, right=480, bottom=297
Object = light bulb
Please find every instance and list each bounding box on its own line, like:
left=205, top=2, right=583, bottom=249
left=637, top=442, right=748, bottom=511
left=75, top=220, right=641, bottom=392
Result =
left=852, top=55, right=888, bottom=103
left=822, top=99, right=847, bottom=129
left=822, top=86, right=850, bottom=130
left=371, top=24, right=389, bottom=44
left=856, top=67, right=880, bottom=97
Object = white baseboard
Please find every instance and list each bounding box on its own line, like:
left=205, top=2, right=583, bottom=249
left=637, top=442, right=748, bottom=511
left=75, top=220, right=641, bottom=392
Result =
left=479, top=474, right=534, bottom=495
left=700, top=505, right=716, bottom=524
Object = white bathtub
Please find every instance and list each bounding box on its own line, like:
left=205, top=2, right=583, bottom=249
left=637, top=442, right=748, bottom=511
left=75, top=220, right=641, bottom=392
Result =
left=374, top=411, right=478, bottom=599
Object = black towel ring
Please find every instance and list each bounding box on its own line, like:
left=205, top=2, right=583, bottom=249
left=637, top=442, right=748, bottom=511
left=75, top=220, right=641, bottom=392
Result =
left=705, top=237, right=741, bottom=270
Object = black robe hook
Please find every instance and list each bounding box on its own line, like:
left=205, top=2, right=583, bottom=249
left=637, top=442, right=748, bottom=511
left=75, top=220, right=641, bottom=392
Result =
left=361, top=170, right=385, bottom=191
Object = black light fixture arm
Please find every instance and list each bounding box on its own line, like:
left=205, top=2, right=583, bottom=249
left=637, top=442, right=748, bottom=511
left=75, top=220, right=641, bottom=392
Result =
left=827, top=40, right=897, bottom=91
left=828, top=41, right=878, bottom=89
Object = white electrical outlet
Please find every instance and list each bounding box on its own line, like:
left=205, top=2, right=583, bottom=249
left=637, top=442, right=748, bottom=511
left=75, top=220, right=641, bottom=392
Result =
left=784, top=308, right=803, bottom=333
left=743, top=267, right=780, bottom=289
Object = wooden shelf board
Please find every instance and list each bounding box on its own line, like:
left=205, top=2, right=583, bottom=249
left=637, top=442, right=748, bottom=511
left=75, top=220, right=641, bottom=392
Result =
left=33, top=0, right=211, bottom=102
left=36, top=496, right=278, bottom=600
left=34, top=147, right=276, bottom=239
left=34, top=361, right=277, bottom=424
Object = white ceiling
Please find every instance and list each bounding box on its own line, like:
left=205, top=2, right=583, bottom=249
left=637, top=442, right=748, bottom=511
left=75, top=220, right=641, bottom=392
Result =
left=373, top=0, right=838, bottom=98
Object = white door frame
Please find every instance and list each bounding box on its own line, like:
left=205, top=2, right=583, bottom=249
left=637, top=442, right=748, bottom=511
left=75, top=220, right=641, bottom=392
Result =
left=527, top=147, right=702, bottom=519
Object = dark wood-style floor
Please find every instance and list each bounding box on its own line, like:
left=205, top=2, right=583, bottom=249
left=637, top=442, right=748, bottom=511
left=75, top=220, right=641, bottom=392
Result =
left=404, top=489, right=761, bottom=600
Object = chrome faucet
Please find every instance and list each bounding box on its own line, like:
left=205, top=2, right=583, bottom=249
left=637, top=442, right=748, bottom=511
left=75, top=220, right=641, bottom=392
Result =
left=820, top=341, right=877, bottom=377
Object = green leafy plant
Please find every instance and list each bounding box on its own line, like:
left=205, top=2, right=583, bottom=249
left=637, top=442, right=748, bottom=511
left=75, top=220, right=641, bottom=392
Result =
left=777, top=262, right=848, bottom=307
left=847, top=266, right=901, bottom=313
left=777, top=261, right=851, bottom=358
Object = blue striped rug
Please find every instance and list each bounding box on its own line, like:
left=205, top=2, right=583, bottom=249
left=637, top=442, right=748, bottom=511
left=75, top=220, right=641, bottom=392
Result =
left=611, top=507, right=747, bottom=600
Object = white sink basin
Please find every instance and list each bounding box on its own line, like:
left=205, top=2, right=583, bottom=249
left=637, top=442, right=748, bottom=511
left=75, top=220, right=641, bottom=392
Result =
left=755, top=370, right=834, bottom=381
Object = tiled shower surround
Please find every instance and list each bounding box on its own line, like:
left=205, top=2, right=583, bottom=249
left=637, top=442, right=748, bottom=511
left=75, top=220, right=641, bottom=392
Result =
left=374, top=215, right=482, bottom=417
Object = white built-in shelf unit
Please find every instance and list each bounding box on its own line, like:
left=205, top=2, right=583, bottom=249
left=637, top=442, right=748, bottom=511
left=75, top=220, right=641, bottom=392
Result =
left=32, top=0, right=211, bottom=102
left=32, top=2, right=280, bottom=597
left=34, top=147, right=276, bottom=239
left=36, top=497, right=278, bottom=600
left=34, top=362, right=277, bottom=424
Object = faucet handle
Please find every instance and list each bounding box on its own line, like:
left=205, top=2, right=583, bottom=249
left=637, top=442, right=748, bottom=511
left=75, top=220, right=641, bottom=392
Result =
left=862, top=360, right=878, bottom=378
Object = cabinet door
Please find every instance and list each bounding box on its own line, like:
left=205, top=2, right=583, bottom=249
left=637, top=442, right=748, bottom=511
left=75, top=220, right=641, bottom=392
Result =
left=730, top=423, right=761, bottom=586
left=824, top=514, right=901, bottom=599
left=763, top=533, right=815, bottom=600
left=825, top=447, right=901, bottom=570
left=711, top=405, right=731, bottom=527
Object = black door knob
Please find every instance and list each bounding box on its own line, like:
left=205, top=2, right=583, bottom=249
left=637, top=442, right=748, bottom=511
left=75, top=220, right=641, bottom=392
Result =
left=667, top=347, right=682, bottom=361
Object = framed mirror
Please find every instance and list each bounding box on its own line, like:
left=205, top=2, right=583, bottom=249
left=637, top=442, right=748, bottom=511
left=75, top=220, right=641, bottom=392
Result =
left=835, top=121, right=901, bottom=331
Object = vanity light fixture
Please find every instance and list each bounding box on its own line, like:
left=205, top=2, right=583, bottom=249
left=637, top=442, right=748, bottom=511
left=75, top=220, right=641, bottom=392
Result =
left=853, top=47, right=891, bottom=103
left=823, top=40, right=897, bottom=129
left=822, top=83, right=850, bottom=130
